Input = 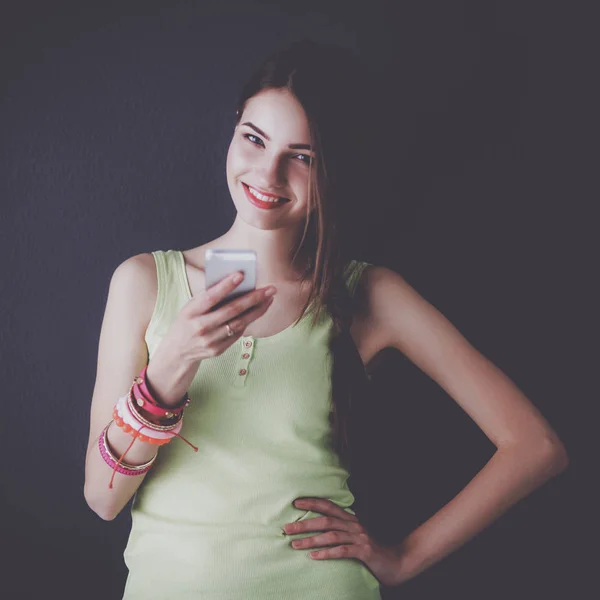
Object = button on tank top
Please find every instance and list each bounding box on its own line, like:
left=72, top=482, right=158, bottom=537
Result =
left=122, top=250, right=381, bottom=600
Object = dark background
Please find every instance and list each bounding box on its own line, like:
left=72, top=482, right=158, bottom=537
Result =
left=0, top=1, right=594, bottom=598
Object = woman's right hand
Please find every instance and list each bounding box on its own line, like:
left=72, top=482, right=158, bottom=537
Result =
left=145, top=272, right=276, bottom=406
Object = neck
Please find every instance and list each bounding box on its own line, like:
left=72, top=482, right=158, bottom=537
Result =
left=208, top=216, right=312, bottom=285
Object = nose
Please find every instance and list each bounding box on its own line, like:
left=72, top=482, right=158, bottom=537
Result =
left=255, top=153, right=286, bottom=192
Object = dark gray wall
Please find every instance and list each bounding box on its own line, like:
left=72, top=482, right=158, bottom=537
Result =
left=1, top=1, right=592, bottom=598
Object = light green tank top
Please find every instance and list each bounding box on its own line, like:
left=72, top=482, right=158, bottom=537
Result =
left=122, top=249, right=381, bottom=600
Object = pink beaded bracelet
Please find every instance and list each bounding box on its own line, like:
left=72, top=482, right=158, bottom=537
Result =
left=98, top=422, right=155, bottom=484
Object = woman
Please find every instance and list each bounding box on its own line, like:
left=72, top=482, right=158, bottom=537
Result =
left=84, top=40, right=568, bottom=599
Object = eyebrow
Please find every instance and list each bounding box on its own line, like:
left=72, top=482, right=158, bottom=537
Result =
left=241, top=121, right=313, bottom=151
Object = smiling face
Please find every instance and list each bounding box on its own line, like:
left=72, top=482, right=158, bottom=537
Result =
left=226, top=88, right=316, bottom=231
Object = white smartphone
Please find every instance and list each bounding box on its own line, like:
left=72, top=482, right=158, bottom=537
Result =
left=204, top=249, right=257, bottom=311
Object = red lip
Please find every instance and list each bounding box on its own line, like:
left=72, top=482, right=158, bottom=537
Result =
left=243, top=183, right=288, bottom=209
left=244, top=183, right=288, bottom=200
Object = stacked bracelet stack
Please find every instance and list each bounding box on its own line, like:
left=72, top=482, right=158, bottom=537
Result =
left=99, top=366, right=198, bottom=488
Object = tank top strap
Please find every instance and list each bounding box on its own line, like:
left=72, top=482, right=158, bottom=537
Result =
left=151, top=249, right=191, bottom=297
left=343, top=260, right=372, bottom=298
left=145, top=250, right=190, bottom=356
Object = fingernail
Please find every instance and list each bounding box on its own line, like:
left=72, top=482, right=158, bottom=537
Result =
left=264, top=286, right=277, bottom=297
left=232, top=272, right=243, bottom=284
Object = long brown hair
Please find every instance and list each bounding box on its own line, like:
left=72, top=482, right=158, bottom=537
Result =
left=233, top=40, right=380, bottom=472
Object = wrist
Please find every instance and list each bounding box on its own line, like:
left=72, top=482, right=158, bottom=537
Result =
left=388, top=541, right=426, bottom=587
left=145, top=356, right=192, bottom=408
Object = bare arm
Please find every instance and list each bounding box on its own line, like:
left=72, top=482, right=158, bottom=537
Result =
left=83, top=254, right=159, bottom=520
left=391, top=441, right=567, bottom=585
left=360, top=266, right=568, bottom=584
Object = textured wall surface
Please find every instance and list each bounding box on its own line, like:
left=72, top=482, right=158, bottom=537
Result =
left=1, top=1, right=590, bottom=598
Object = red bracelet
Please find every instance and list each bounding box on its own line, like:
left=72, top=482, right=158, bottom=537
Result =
left=127, top=387, right=183, bottom=429
left=133, top=366, right=190, bottom=416
left=131, top=381, right=185, bottom=419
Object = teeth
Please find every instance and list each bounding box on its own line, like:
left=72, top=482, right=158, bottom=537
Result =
left=248, top=185, right=283, bottom=203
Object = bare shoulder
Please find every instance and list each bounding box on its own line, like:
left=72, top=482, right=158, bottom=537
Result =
left=357, top=263, right=448, bottom=356
left=351, top=264, right=415, bottom=361
left=114, top=251, right=156, bottom=276
left=109, top=252, right=158, bottom=328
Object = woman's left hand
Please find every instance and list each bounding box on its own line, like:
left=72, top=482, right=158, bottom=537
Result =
left=282, top=497, right=406, bottom=588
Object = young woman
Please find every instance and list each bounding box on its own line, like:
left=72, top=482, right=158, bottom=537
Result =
left=84, top=40, right=568, bottom=599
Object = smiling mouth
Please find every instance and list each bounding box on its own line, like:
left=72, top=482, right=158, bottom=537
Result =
left=243, top=183, right=290, bottom=205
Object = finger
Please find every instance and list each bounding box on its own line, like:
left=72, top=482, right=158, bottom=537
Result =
left=199, top=287, right=275, bottom=336
left=309, top=544, right=362, bottom=560
left=194, top=271, right=246, bottom=313
left=202, top=322, right=245, bottom=355
left=308, top=535, right=377, bottom=563
left=291, top=530, right=357, bottom=550
left=293, top=498, right=359, bottom=523
left=285, top=515, right=364, bottom=535
left=201, top=296, right=274, bottom=348
left=223, top=296, right=274, bottom=336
